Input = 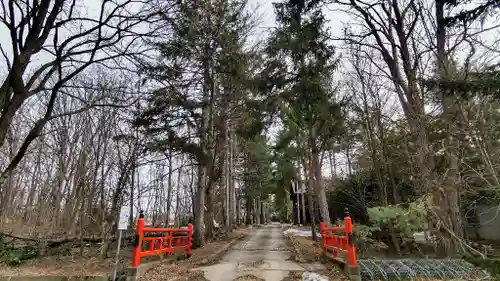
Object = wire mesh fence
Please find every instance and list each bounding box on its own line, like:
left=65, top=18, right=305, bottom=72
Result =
left=358, top=258, right=491, bottom=281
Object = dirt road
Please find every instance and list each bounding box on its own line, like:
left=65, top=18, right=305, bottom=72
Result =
left=195, top=223, right=324, bottom=281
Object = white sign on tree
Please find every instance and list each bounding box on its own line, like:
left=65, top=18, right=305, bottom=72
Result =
left=118, top=206, right=130, bottom=230
left=291, top=180, right=305, bottom=194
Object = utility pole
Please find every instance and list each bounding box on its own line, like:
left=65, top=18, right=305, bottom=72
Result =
left=292, top=180, right=305, bottom=226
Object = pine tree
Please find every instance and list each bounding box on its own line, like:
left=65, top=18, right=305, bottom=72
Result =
left=135, top=0, right=254, bottom=247
left=261, top=0, right=344, bottom=226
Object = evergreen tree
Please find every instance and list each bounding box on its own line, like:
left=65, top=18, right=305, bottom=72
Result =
left=442, top=0, right=499, bottom=27
left=260, top=0, right=344, bottom=226
left=135, top=0, right=254, bottom=247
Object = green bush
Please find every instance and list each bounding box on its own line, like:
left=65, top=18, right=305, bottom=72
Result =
left=330, top=196, right=431, bottom=252
left=367, top=195, right=430, bottom=240
left=0, top=243, right=40, bottom=266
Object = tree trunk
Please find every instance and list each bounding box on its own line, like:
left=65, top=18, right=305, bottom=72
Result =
left=204, top=186, right=214, bottom=240
left=260, top=201, right=265, bottom=224
left=435, top=0, right=463, bottom=253
left=223, top=126, right=230, bottom=234
left=192, top=164, right=206, bottom=248
left=166, top=153, right=174, bottom=226
left=303, top=157, right=318, bottom=241
left=301, top=193, right=306, bottom=225
left=229, top=131, right=237, bottom=229
left=236, top=191, right=241, bottom=226
left=129, top=159, right=135, bottom=229
left=311, top=140, right=330, bottom=224
left=345, top=146, right=353, bottom=177
left=245, top=197, right=252, bottom=225
left=99, top=160, right=133, bottom=260
left=254, top=198, right=261, bottom=225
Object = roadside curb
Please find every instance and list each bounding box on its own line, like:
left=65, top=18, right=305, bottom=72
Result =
left=284, top=235, right=306, bottom=263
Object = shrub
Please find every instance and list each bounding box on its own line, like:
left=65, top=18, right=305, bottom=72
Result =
left=367, top=195, right=430, bottom=240
left=0, top=243, right=40, bottom=266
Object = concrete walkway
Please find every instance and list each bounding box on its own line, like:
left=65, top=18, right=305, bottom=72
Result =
left=195, top=223, right=324, bottom=281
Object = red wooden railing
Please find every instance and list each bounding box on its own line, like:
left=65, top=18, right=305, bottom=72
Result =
left=131, top=211, right=193, bottom=268
left=319, top=210, right=357, bottom=268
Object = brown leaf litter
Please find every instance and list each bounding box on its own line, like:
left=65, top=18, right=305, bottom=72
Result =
left=285, top=234, right=349, bottom=281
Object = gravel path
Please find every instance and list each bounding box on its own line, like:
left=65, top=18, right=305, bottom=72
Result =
left=195, top=223, right=324, bottom=281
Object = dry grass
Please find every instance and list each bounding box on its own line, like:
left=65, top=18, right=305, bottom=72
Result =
left=286, top=235, right=349, bottom=281
left=0, top=245, right=133, bottom=277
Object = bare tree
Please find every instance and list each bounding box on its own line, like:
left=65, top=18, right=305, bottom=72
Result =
left=0, top=0, right=149, bottom=187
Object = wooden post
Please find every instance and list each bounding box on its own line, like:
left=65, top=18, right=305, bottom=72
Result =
left=131, top=210, right=145, bottom=268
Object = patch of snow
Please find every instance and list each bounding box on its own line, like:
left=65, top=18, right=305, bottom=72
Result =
left=302, top=271, right=328, bottom=281
left=283, top=228, right=321, bottom=237
left=413, top=231, right=436, bottom=244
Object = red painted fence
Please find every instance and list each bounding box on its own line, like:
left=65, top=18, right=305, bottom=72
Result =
left=319, top=211, right=357, bottom=269
left=131, top=211, right=193, bottom=268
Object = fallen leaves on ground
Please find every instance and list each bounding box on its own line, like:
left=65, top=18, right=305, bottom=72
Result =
left=317, top=268, right=350, bottom=281
left=282, top=271, right=303, bottom=281
left=172, top=270, right=208, bottom=281
left=0, top=246, right=132, bottom=277
left=286, top=235, right=349, bottom=281
left=287, top=235, right=324, bottom=262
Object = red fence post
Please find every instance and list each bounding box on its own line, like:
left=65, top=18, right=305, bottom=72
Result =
left=344, top=213, right=357, bottom=267
left=186, top=223, right=193, bottom=256
left=319, top=222, right=326, bottom=253
left=131, top=210, right=145, bottom=268
left=173, top=237, right=178, bottom=251
left=167, top=230, right=172, bottom=257
left=344, top=208, right=360, bottom=281
left=148, top=238, right=155, bottom=251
